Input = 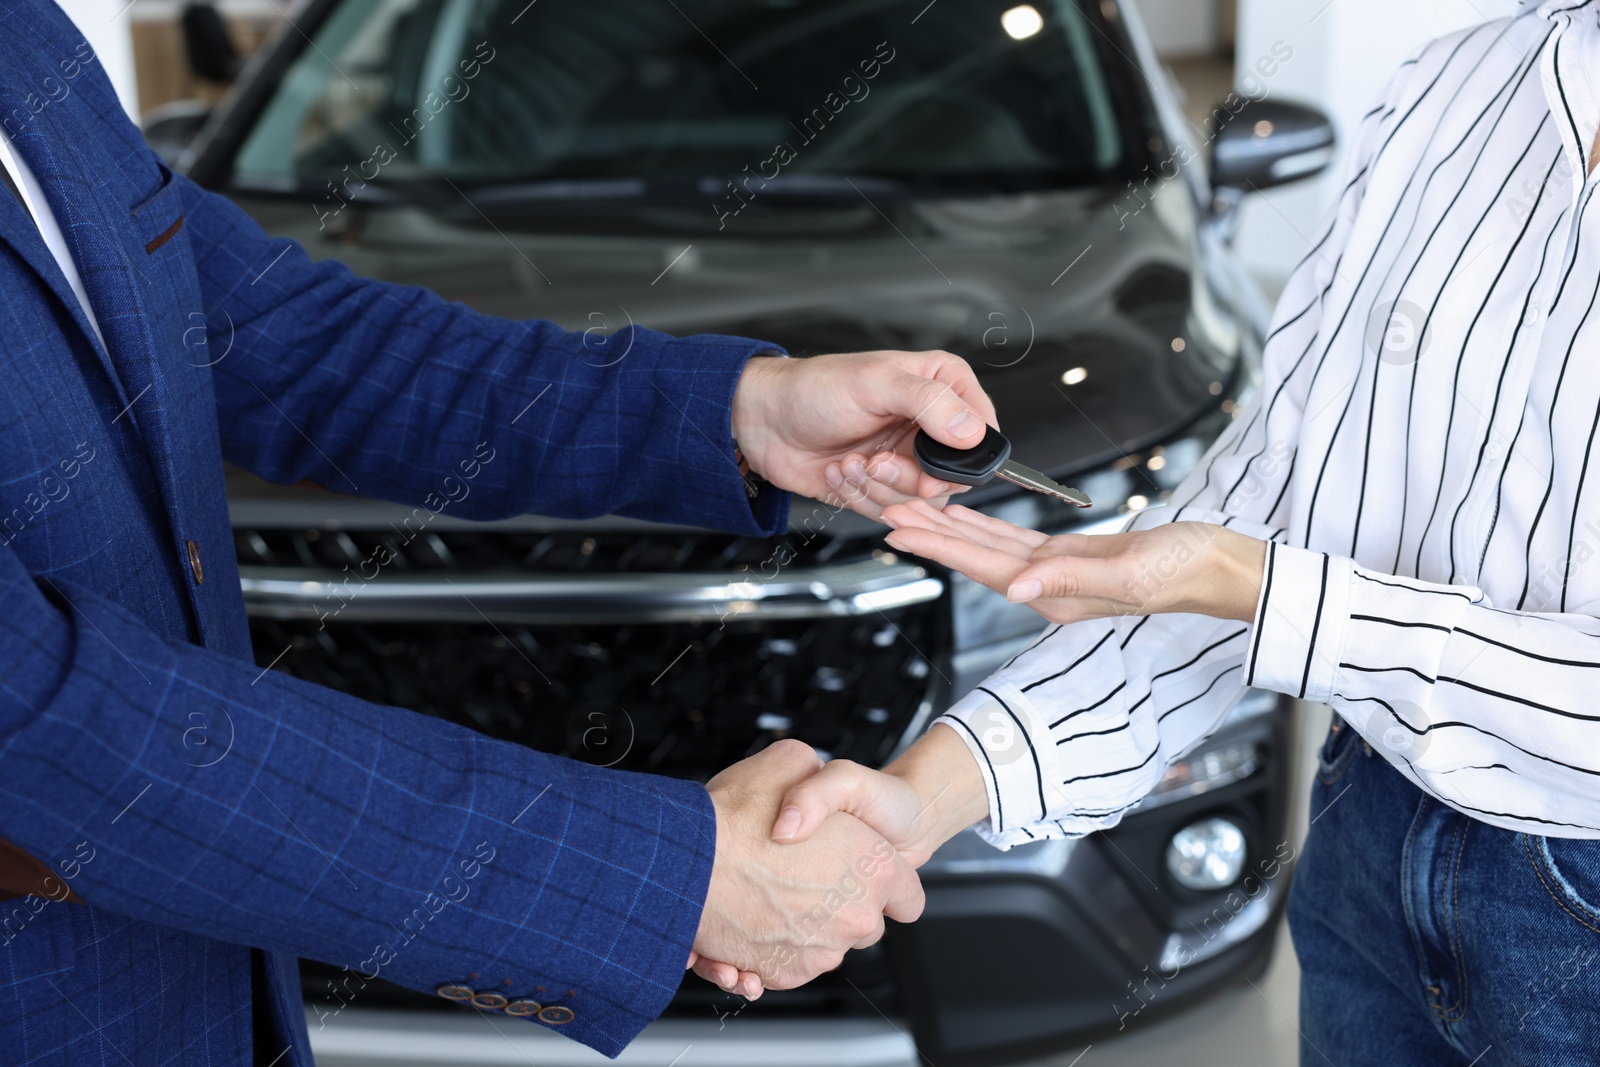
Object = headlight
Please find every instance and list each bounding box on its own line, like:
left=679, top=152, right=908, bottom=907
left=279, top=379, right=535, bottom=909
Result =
left=1165, top=817, right=1247, bottom=891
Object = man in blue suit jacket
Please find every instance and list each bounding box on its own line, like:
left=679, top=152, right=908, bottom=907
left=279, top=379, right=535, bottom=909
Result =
left=0, top=3, right=999, bottom=1062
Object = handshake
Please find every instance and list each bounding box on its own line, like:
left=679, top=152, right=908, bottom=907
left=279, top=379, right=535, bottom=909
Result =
left=688, top=724, right=990, bottom=999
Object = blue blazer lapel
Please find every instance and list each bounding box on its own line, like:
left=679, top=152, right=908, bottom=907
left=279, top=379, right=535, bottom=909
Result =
left=0, top=105, right=135, bottom=418
left=2, top=81, right=230, bottom=645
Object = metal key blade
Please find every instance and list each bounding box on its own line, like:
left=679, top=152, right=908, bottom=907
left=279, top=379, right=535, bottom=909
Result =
left=994, top=459, right=1093, bottom=508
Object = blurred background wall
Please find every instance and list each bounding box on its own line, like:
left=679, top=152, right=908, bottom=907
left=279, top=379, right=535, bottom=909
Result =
left=125, top=0, right=279, bottom=114
left=53, top=0, right=142, bottom=120
left=1126, top=0, right=1521, bottom=292
left=1228, top=0, right=1520, bottom=292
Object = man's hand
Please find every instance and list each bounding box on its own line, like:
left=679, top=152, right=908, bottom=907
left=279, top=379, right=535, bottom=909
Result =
left=730, top=351, right=997, bottom=520
left=691, top=740, right=926, bottom=998
left=879, top=501, right=1268, bottom=624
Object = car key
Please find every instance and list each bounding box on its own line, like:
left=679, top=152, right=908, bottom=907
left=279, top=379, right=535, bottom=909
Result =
left=913, top=426, right=1093, bottom=507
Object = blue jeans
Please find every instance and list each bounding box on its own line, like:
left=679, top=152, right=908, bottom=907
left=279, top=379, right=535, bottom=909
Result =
left=1288, top=717, right=1600, bottom=1065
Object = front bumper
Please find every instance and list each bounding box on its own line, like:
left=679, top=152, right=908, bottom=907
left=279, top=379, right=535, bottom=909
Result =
left=298, top=695, right=1296, bottom=1067
left=308, top=691, right=1294, bottom=1067
left=892, top=696, right=1297, bottom=1066
left=308, top=1010, right=919, bottom=1067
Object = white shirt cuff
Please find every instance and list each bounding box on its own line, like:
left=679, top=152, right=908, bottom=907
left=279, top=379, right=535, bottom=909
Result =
left=1244, top=541, right=1353, bottom=704
left=934, top=679, right=1059, bottom=841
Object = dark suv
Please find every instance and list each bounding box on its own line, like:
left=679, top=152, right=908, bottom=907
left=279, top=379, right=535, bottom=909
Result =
left=165, top=0, right=1333, bottom=1062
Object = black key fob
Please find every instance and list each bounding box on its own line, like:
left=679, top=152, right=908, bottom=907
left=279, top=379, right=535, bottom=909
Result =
left=913, top=426, right=1010, bottom=487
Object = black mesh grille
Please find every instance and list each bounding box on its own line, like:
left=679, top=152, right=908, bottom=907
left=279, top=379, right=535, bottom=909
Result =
left=248, top=602, right=943, bottom=778
left=250, top=523, right=941, bottom=1020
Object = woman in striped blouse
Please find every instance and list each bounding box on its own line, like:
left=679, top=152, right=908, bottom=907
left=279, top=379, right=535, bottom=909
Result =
left=771, top=2, right=1600, bottom=1061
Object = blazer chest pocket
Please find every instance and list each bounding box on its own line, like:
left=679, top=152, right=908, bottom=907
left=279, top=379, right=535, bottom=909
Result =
left=125, top=160, right=209, bottom=383
left=130, top=162, right=186, bottom=256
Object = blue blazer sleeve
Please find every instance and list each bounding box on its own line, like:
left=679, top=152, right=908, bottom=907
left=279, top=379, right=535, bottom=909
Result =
left=181, top=174, right=788, bottom=537
left=0, top=539, right=714, bottom=1057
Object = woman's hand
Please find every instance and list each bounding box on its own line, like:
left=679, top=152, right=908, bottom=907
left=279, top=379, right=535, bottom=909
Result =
left=879, top=501, right=1268, bottom=624
left=769, top=724, right=991, bottom=869
left=685, top=950, right=764, bottom=1001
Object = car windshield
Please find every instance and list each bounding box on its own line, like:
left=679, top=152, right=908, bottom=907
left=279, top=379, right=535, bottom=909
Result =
left=231, top=0, right=1136, bottom=199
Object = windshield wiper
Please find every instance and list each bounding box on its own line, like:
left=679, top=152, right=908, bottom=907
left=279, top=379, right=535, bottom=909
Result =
left=694, top=174, right=908, bottom=200
left=465, top=178, right=650, bottom=203
left=459, top=173, right=910, bottom=204
left=229, top=171, right=923, bottom=209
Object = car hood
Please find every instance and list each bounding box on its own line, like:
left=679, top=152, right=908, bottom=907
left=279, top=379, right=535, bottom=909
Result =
left=225, top=182, right=1240, bottom=529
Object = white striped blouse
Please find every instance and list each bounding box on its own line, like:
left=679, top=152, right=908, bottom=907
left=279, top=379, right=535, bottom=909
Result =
left=937, top=0, right=1600, bottom=843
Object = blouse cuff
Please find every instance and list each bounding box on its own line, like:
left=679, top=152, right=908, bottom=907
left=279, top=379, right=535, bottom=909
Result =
left=1244, top=541, right=1353, bottom=704
left=934, top=680, right=1058, bottom=843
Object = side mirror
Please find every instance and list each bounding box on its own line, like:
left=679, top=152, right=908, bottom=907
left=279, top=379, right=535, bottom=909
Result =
left=1207, top=98, right=1335, bottom=242
left=142, top=100, right=214, bottom=167
left=1210, top=98, right=1336, bottom=192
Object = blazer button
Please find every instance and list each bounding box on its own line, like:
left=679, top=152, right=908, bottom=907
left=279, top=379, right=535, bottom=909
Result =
left=186, top=539, right=205, bottom=584
left=435, top=984, right=474, bottom=1001
left=503, top=999, right=542, bottom=1017
left=470, top=992, right=509, bottom=1010
left=538, top=1005, right=575, bottom=1025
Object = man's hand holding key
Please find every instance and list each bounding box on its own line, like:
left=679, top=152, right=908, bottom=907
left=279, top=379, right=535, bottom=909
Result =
left=730, top=350, right=998, bottom=521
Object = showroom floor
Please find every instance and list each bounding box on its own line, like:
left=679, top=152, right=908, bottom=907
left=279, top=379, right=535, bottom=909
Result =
left=1030, top=931, right=1304, bottom=1067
